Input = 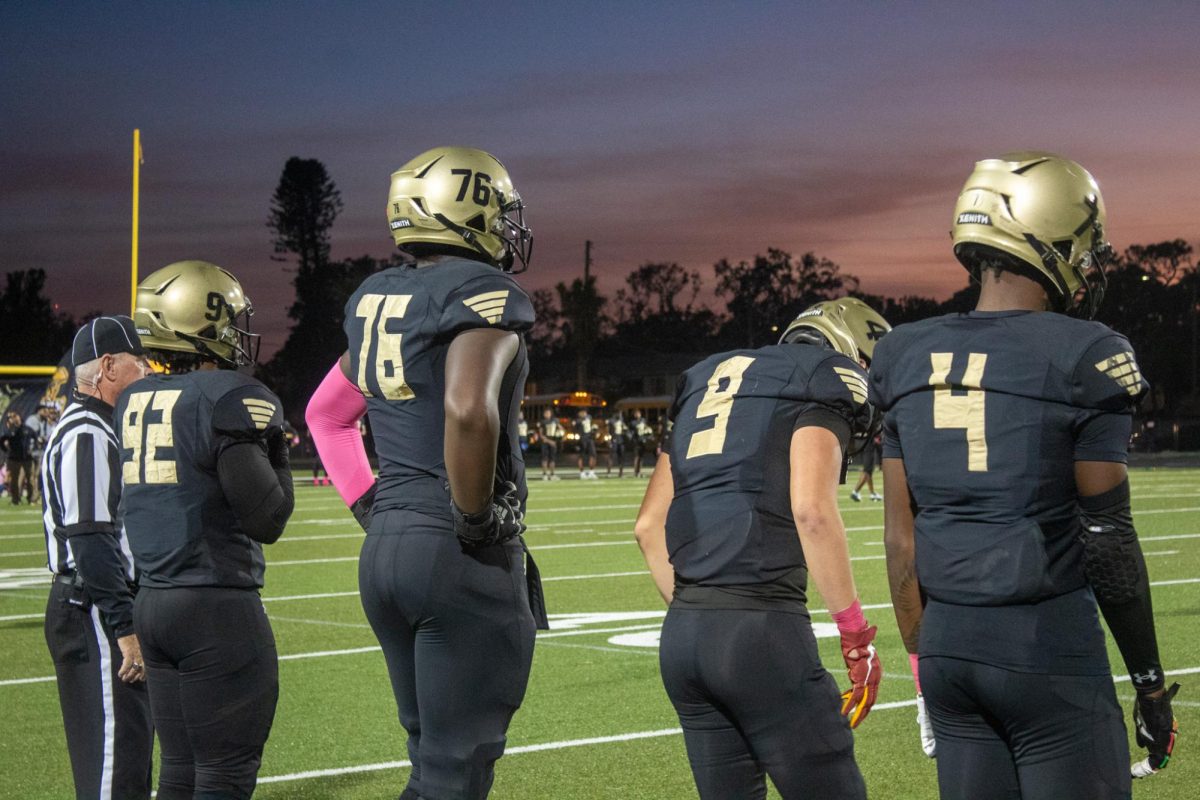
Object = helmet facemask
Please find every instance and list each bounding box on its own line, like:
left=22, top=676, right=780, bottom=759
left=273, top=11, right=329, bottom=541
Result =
left=496, top=192, right=533, bottom=273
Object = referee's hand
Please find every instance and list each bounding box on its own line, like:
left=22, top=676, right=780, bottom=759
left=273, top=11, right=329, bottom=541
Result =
left=117, top=634, right=146, bottom=684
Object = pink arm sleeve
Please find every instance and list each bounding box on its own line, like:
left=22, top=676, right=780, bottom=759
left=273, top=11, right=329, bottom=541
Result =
left=305, top=362, right=374, bottom=506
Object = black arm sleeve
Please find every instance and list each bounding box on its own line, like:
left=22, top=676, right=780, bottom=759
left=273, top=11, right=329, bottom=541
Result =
left=60, top=524, right=135, bottom=638
left=1079, top=479, right=1165, bottom=693
left=217, top=441, right=295, bottom=545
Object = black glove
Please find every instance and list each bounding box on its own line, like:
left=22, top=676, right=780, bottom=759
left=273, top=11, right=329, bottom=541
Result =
left=350, top=482, right=377, bottom=533
left=451, top=481, right=525, bottom=548
left=1134, top=682, right=1180, bottom=774
left=267, top=427, right=290, bottom=470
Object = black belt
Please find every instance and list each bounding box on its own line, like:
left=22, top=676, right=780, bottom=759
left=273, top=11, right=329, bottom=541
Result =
left=53, top=571, right=138, bottom=594
left=53, top=571, right=84, bottom=589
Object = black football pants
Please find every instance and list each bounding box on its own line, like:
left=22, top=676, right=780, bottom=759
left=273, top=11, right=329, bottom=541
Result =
left=921, top=655, right=1131, bottom=800
left=45, top=579, right=154, bottom=799
left=360, top=510, right=537, bottom=800
left=134, top=586, right=279, bottom=800
left=659, top=607, right=867, bottom=800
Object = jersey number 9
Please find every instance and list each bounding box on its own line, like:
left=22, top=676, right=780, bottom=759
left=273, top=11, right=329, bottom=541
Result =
left=686, top=356, right=756, bottom=459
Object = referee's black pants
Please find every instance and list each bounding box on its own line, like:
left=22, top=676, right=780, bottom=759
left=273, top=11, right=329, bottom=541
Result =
left=45, top=578, right=153, bottom=800
left=360, top=510, right=537, bottom=800
left=659, top=607, right=867, bottom=800
left=135, top=586, right=279, bottom=800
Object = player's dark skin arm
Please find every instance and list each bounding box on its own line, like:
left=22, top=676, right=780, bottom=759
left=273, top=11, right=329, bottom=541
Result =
left=1077, top=459, right=1166, bottom=701
left=883, top=456, right=923, bottom=654
left=444, top=328, right=520, bottom=514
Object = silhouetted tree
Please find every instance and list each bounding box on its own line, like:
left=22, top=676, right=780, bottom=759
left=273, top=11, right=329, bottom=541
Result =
left=610, top=262, right=718, bottom=352
left=715, top=249, right=857, bottom=348
left=261, top=158, right=351, bottom=419
left=0, top=269, right=76, bottom=364
left=1096, top=240, right=1197, bottom=411
left=555, top=276, right=607, bottom=388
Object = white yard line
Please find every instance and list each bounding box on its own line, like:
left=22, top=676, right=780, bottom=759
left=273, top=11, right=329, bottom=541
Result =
left=543, top=571, right=646, bottom=582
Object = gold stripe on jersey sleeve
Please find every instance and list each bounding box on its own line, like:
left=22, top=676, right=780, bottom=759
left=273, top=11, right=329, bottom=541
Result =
left=833, top=366, right=869, bottom=404
left=464, top=290, right=510, bottom=324
left=243, top=399, right=277, bottom=430
left=1094, top=352, right=1144, bottom=396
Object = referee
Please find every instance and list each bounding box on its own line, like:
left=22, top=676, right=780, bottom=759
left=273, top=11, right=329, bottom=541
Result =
left=42, top=316, right=154, bottom=799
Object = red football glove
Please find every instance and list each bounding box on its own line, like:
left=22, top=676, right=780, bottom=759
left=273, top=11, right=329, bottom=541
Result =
left=839, top=624, right=881, bottom=728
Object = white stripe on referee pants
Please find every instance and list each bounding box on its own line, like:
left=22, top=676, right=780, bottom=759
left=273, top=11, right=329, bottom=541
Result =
left=90, top=606, right=116, bottom=800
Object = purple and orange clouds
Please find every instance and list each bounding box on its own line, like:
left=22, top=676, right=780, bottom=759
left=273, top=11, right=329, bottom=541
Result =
left=3, top=2, right=1198, bottom=355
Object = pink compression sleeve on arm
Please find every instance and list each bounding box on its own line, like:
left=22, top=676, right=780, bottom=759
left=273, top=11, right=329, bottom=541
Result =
left=305, top=362, right=374, bottom=506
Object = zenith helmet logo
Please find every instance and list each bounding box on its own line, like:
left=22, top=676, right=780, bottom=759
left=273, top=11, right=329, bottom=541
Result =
left=957, top=212, right=992, bottom=226
left=390, top=218, right=413, bottom=231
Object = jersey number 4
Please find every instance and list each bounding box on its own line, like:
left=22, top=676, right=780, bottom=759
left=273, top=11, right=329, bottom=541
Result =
left=122, top=390, right=182, bottom=484
left=686, top=355, right=755, bottom=459
left=929, top=352, right=988, bottom=472
left=356, top=294, right=415, bottom=401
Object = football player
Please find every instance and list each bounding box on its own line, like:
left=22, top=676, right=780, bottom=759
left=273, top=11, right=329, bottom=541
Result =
left=116, top=261, right=294, bottom=799
left=538, top=407, right=562, bottom=480
left=872, top=153, right=1179, bottom=799
left=630, top=409, right=654, bottom=477
left=635, top=297, right=890, bottom=799
left=606, top=410, right=627, bottom=477
left=575, top=408, right=598, bottom=478
left=305, top=146, right=547, bottom=800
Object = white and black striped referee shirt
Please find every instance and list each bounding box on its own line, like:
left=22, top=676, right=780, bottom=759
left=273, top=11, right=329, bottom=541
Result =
left=41, top=395, right=135, bottom=580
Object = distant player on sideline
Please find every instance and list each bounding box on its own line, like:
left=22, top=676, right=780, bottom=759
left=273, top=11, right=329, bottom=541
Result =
left=635, top=297, right=890, bottom=799
left=539, top=408, right=562, bottom=480
left=606, top=410, right=627, bottom=477
left=307, top=146, right=547, bottom=800
left=848, top=432, right=882, bottom=502
left=873, top=152, right=1178, bottom=799
left=631, top=409, right=654, bottom=477
left=575, top=408, right=598, bottom=479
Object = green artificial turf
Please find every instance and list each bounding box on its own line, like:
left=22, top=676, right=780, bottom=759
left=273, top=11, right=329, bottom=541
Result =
left=1, top=468, right=1197, bottom=798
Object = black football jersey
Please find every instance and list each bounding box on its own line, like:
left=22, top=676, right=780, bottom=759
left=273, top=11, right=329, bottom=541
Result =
left=344, top=259, right=533, bottom=518
left=115, top=370, right=285, bottom=589
left=869, top=310, right=1147, bottom=672
left=666, top=343, right=870, bottom=586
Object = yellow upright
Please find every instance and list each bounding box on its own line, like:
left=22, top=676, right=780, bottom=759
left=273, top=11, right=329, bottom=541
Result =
left=131, top=129, right=143, bottom=314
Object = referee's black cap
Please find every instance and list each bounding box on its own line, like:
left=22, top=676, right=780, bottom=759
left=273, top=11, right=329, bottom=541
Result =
left=71, top=315, right=146, bottom=367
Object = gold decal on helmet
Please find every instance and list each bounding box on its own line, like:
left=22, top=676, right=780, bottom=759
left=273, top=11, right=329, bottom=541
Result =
left=956, top=212, right=992, bottom=226
left=1094, top=352, right=1144, bottom=396
left=464, top=290, right=509, bottom=324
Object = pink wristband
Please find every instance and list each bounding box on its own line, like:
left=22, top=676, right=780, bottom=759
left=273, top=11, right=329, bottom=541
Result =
left=909, top=653, right=922, bottom=693
left=305, top=363, right=374, bottom=506
left=832, top=598, right=868, bottom=633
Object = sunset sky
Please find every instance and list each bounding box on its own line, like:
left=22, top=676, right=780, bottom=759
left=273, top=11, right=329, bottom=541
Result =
left=4, top=1, right=1199, bottom=355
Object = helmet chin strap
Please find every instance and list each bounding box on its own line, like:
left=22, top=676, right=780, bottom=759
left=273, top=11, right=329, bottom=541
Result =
left=433, top=213, right=500, bottom=267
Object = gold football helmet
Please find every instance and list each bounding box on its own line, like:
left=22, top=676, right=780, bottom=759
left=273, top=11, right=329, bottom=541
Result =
left=780, top=297, right=891, bottom=365
left=387, top=146, right=532, bottom=272
left=952, top=151, right=1112, bottom=318
left=133, top=260, right=258, bottom=367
